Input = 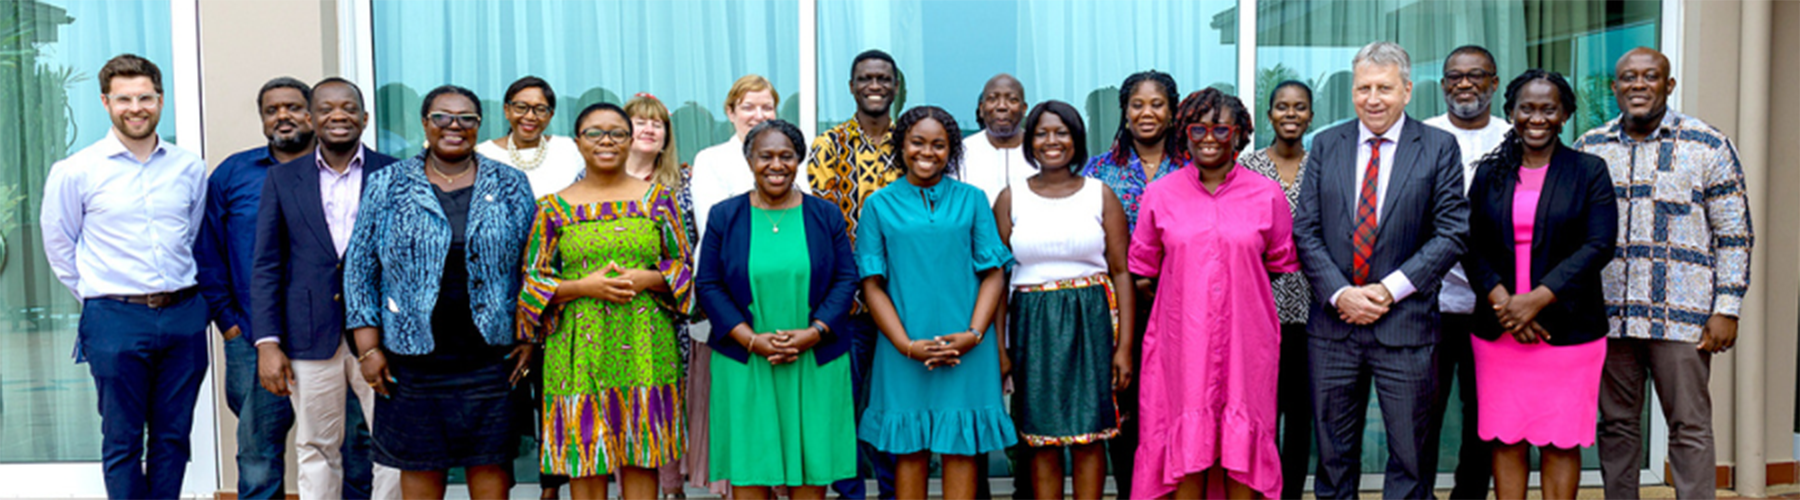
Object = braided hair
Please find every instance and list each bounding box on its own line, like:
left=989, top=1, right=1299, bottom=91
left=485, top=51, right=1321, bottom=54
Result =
left=890, top=105, right=965, bottom=178
left=1105, top=70, right=1179, bottom=166
left=1474, top=69, right=1578, bottom=182
left=1170, top=88, right=1254, bottom=165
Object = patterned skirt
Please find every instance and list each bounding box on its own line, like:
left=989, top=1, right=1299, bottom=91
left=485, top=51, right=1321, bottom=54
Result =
left=1008, top=274, right=1120, bottom=446
left=541, top=297, right=686, bottom=477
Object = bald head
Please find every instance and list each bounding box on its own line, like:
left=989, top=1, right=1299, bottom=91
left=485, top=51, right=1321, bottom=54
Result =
left=1611, top=47, right=1676, bottom=136
left=977, top=73, right=1026, bottom=139
left=1615, top=47, right=1671, bottom=76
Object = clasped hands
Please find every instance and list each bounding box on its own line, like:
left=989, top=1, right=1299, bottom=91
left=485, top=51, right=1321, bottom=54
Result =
left=902, top=331, right=981, bottom=370
left=1335, top=284, right=1394, bottom=325
left=570, top=261, right=650, bottom=304
left=1489, top=286, right=1552, bottom=344
left=747, top=327, right=824, bottom=365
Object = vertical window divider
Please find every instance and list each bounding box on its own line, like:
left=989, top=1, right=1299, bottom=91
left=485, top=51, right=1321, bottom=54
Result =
left=343, top=0, right=377, bottom=148
left=800, top=0, right=819, bottom=140
left=1237, top=0, right=1257, bottom=131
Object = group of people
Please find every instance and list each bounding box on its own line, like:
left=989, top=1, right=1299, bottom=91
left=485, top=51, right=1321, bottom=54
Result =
left=41, top=39, right=1750, bottom=500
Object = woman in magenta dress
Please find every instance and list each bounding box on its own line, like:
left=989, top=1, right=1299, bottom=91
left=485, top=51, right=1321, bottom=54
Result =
left=1129, top=88, right=1297, bottom=500
left=1463, top=69, right=1617, bottom=500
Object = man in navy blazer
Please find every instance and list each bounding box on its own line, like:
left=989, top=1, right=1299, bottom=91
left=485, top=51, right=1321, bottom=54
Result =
left=1293, top=42, right=1469, bottom=500
left=249, top=78, right=400, bottom=500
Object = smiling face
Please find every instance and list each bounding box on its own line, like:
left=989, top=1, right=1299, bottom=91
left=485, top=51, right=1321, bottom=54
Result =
left=104, top=75, right=162, bottom=141
left=1612, top=49, right=1675, bottom=127
left=259, top=86, right=313, bottom=153
left=902, top=117, right=951, bottom=183
left=1187, top=111, right=1240, bottom=169
left=1268, top=85, right=1313, bottom=143
left=1030, top=111, right=1074, bottom=170
left=1125, top=80, right=1172, bottom=144
left=1352, top=62, right=1413, bottom=135
left=504, top=86, right=553, bottom=144
left=850, top=58, right=897, bottom=117
left=311, top=82, right=366, bottom=151
left=728, top=89, right=778, bottom=138
left=1441, top=51, right=1498, bottom=121
left=576, top=110, right=632, bottom=173
left=630, top=115, right=667, bottom=157
left=422, top=92, right=479, bottom=161
left=979, top=75, right=1025, bottom=138
left=748, top=128, right=800, bottom=202
left=1510, top=79, right=1567, bottom=154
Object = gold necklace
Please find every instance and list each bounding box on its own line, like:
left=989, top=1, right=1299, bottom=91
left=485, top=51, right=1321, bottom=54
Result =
left=757, top=192, right=795, bottom=233
left=429, top=157, right=474, bottom=185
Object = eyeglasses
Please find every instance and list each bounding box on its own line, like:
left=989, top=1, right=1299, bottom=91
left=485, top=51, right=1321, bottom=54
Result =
left=579, top=128, right=632, bottom=143
left=428, top=112, right=481, bottom=129
left=1443, top=70, right=1495, bottom=83
left=107, top=93, right=162, bottom=107
left=1186, top=123, right=1239, bottom=142
left=507, top=101, right=552, bottom=117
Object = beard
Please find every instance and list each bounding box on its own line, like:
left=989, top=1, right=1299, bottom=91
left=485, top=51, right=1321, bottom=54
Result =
left=1445, top=91, right=1494, bottom=120
left=270, top=130, right=315, bottom=153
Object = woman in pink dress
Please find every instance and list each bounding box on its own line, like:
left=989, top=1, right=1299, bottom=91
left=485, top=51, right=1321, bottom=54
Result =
left=1129, top=88, right=1297, bottom=500
left=1463, top=69, right=1617, bottom=500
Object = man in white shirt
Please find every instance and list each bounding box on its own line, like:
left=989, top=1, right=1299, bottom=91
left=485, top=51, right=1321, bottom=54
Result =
left=1419, top=44, right=1509, bottom=500
left=956, top=73, right=1031, bottom=206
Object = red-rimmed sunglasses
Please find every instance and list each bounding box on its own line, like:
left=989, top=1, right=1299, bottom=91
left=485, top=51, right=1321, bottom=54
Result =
left=1186, top=123, right=1239, bottom=142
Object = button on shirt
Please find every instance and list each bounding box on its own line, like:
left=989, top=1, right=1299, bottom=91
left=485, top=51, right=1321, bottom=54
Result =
left=1331, top=119, right=1417, bottom=306
left=42, top=132, right=208, bottom=300
left=1423, top=114, right=1512, bottom=314
left=317, top=146, right=366, bottom=256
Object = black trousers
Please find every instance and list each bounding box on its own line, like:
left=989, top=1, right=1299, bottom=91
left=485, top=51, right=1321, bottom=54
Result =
left=1422, top=313, right=1492, bottom=500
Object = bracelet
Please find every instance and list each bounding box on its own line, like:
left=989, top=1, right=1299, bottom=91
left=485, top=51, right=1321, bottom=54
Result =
left=811, top=319, right=831, bottom=335
left=969, top=328, right=983, bottom=343
left=357, top=348, right=380, bottom=362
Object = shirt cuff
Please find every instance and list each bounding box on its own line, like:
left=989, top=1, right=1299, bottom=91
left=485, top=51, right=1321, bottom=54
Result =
left=1330, top=286, right=1352, bottom=309
left=254, top=337, right=280, bottom=346
left=1381, top=271, right=1416, bottom=302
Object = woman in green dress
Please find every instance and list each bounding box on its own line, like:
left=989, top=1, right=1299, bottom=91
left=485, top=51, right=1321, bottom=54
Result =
left=518, top=102, right=694, bottom=500
left=695, top=119, right=860, bottom=499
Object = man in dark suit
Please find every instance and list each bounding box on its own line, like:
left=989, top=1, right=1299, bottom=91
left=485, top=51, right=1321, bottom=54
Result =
left=250, top=77, right=400, bottom=500
left=1293, top=41, right=1469, bottom=500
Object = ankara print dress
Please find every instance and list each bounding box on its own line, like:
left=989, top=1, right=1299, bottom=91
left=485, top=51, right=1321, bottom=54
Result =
left=518, top=183, right=695, bottom=478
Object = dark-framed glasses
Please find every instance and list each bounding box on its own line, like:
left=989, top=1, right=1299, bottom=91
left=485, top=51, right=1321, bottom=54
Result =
left=579, top=128, right=632, bottom=143
left=1186, top=123, right=1239, bottom=142
left=507, top=101, right=552, bottom=117
left=428, top=112, right=482, bottom=128
left=1443, top=70, right=1495, bottom=83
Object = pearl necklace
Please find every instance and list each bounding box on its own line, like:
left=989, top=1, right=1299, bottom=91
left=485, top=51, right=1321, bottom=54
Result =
left=506, top=135, right=550, bottom=171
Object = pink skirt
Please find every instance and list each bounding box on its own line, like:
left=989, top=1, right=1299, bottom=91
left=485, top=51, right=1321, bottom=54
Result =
left=1471, top=333, right=1606, bottom=448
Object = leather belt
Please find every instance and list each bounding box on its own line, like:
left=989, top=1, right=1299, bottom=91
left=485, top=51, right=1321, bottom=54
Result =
left=101, top=286, right=199, bottom=309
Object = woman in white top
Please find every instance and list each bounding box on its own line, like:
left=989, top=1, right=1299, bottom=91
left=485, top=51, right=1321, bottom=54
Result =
left=475, top=76, right=585, bottom=197
left=691, top=75, right=805, bottom=235
left=992, top=100, right=1136, bottom=500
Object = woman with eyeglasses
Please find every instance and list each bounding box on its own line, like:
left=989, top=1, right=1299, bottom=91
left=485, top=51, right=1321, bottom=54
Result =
left=1129, top=89, right=1296, bottom=500
left=476, top=76, right=585, bottom=197
left=344, top=85, right=538, bottom=499
left=519, top=102, right=695, bottom=500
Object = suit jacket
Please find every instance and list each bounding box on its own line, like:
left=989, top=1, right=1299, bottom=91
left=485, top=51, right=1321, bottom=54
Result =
left=1294, top=116, right=1470, bottom=347
left=249, top=146, right=396, bottom=360
left=1463, top=145, right=1618, bottom=345
left=696, top=193, right=859, bottom=365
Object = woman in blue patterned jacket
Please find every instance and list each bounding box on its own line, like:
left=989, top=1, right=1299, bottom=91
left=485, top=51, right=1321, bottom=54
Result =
left=343, top=85, right=539, bottom=499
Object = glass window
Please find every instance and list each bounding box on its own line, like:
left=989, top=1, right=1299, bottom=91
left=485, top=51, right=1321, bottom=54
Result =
left=0, top=0, right=179, bottom=463
left=1248, top=0, right=1660, bottom=474
left=371, top=0, right=802, bottom=166
left=816, top=0, right=1238, bottom=155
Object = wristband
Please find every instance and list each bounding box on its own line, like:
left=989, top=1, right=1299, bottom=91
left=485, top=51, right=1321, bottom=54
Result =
left=357, top=348, right=380, bottom=362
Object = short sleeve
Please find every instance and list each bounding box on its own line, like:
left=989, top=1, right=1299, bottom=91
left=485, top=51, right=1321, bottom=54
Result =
left=854, top=196, right=887, bottom=279
left=968, top=189, right=1015, bottom=273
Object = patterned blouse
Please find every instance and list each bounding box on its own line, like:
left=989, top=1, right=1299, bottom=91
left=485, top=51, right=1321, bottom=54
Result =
left=516, top=183, right=696, bottom=341
left=806, top=118, right=899, bottom=241
left=1240, top=148, right=1312, bottom=325
left=1079, top=150, right=1180, bottom=232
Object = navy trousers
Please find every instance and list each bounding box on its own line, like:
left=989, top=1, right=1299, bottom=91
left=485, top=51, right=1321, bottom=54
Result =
left=1308, top=328, right=1438, bottom=500
left=80, top=296, right=210, bottom=499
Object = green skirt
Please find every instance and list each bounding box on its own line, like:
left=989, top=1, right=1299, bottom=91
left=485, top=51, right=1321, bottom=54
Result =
left=1008, top=275, right=1120, bottom=446
left=708, top=349, right=856, bottom=486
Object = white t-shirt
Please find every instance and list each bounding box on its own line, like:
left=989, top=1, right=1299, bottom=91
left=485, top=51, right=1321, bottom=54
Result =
left=474, top=135, right=586, bottom=197
left=1008, top=178, right=1109, bottom=287
left=956, top=131, right=1033, bottom=207
left=1424, top=113, right=1511, bottom=315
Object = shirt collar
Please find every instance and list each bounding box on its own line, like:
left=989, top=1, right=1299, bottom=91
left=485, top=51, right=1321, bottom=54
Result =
left=315, top=144, right=366, bottom=174
left=100, top=129, right=168, bottom=163
left=1357, top=116, right=1406, bottom=146
left=1610, top=109, right=1684, bottom=143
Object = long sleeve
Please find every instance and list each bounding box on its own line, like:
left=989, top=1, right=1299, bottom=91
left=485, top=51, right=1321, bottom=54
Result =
left=654, top=186, right=696, bottom=317
left=195, top=168, right=246, bottom=332
left=1389, top=138, right=1468, bottom=301
left=1128, top=192, right=1163, bottom=278
left=1704, top=137, right=1753, bottom=317
left=40, top=160, right=85, bottom=300
left=248, top=174, right=289, bottom=344
left=1462, top=166, right=1505, bottom=296
left=1264, top=188, right=1299, bottom=274
left=813, top=201, right=859, bottom=338
left=516, top=198, right=563, bottom=342
left=695, top=202, right=745, bottom=348
left=1293, top=148, right=1348, bottom=306
left=1539, top=157, right=1619, bottom=297
left=342, top=170, right=389, bottom=330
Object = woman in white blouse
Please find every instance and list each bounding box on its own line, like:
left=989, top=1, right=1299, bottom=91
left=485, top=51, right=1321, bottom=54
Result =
left=475, top=76, right=585, bottom=197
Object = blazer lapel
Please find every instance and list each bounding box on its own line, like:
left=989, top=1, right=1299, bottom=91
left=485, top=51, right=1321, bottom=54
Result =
left=291, top=154, right=337, bottom=254
left=1334, top=125, right=1359, bottom=235
left=1377, top=117, right=1423, bottom=239
left=1529, top=148, right=1575, bottom=265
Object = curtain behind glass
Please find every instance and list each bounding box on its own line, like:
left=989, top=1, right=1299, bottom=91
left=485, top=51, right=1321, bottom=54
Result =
left=0, top=0, right=177, bottom=463
left=371, top=0, right=801, bottom=164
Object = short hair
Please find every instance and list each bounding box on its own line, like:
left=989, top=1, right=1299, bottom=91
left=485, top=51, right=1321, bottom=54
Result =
left=890, top=105, right=964, bottom=178
left=257, top=77, right=311, bottom=109
left=624, top=95, right=684, bottom=188
left=724, top=74, right=780, bottom=115
left=1353, top=41, right=1413, bottom=81
left=572, top=102, right=631, bottom=138
left=850, top=49, right=896, bottom=80
left=1268, top=80, right=1313, bottom=109
left=503, top=76, right=557, bottom=110
left=1105, top=70, right=1179, bottom=166
left=1021, top=100, right=1088, bottom=171
left=98, top=53, right=162, bottom=94
left=420, top=84, right=480, bottom=119
left=741, top=119, right=807, bottom=161
left=1445, top=45, right=1497, bottom=71
left=1172, top=88, right=1255, bottom=162
left=315, top=77, right=367, bottom=110
left=973, top=73, right=1024, bottom=130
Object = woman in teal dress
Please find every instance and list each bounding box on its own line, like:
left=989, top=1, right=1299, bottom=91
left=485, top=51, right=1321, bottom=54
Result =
left=517, top=103, right=694, bottom=500
left=695, top=119, right=860, bottom=499
left=855, top=106, right=1016, bottom=500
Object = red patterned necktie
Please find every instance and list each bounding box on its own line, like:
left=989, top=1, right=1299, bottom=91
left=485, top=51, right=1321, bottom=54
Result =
left=1352, top=137, right=1386, bottom=285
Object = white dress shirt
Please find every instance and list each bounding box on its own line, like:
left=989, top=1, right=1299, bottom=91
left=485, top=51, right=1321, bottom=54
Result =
left=1332, top=118, right=1417, bottom=307
left=956, top=131, right=1032, bottom=207
left=41, top=131, right=208, bottom=299
left=1423, top=113, right=1511, bottom=314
